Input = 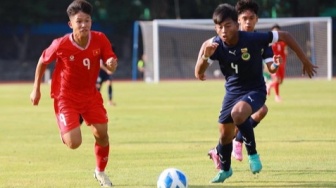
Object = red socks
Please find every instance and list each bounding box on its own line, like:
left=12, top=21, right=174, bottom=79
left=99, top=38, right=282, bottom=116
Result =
left=95, top=143, right=109, bottom=172
left=274, top=82, right=279, bottom=96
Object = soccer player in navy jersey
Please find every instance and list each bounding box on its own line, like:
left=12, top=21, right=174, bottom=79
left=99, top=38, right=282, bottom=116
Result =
left=208, top=0, right=276, bottom=167
left=195, top=3, right=317, bottom=183
left=30, top=0, right=117, bottom=187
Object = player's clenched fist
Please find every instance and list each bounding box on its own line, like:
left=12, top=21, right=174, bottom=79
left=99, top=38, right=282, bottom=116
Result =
left=106, top=57, right=118, bottom=73
left=30, top=89, right=41, bottom=106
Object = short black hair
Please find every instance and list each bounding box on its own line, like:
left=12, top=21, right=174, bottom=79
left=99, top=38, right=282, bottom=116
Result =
left=271, top=24, right=281, bottom=30
left=212, top=3, right=238, bottom=24
left=235, top=0, right=259, bottom=15
left=67, top=0, right=92, bottom=17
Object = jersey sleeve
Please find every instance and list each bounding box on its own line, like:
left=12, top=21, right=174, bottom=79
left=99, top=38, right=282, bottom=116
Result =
left=270, top=31, right=279, bottom=44
left=98, top=33, right=117, bottom=63
left=208, top=51, right=218, bottom=65
left=41, top=38, right=60, bottom=65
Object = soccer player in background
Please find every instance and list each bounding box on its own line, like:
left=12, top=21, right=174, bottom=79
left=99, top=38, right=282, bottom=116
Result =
left=29, top=0, right=117, bottom=187
left=268, top=24, right=288, bottom=102
left=195, top=3, right=317, bottom=183
left=137, top=54, right=145, bottom=80
left=97, top=60, right=116, bottom=106
left=208, top=0, right=277, bottom=168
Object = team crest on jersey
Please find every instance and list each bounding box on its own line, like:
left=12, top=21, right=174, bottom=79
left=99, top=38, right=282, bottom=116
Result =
left=241, top=48, right=250, bottom=61
left=93, top=49, right=100, bottom=56
left=69, top=55, right=75, bottom=61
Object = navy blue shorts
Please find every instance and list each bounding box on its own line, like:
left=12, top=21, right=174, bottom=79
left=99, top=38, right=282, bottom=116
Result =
left=97, top=70, right=112, bottom=84
left=218, top=90, right=266, bottom=124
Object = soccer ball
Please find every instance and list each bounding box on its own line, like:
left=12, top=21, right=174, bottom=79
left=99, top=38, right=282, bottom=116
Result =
left=157, top=168, right=188, bottom=188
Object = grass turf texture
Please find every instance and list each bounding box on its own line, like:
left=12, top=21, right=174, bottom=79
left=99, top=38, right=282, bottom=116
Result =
left=0, top=79, right=336, bottom=188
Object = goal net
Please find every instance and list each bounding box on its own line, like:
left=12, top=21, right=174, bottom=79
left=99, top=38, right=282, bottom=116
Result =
left=138, top=18, right=332, bottom=82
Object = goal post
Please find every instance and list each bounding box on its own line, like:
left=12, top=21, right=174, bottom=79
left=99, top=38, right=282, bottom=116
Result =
left=136, top=17, right=332, bottom=82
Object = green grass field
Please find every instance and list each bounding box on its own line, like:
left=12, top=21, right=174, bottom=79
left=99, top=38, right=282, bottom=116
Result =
left=0, top=79, right=336, bottom=188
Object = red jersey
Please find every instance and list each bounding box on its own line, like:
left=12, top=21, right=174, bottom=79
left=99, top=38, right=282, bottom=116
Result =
left=41, top=31, right=117, bottom=99
left=272, top=41, right=287, bottom=78
left=271, top=41, right=287, bottom=63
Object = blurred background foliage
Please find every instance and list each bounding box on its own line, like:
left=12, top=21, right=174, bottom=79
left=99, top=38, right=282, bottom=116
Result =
left=0, top=0, right=335, bottom=80
left=2, top=0, right=335, bottom=24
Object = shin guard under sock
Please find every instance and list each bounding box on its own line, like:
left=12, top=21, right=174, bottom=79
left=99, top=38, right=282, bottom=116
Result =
left=216, top=142, right=232, bottom=171
left=237, top=118, right=257, bottom=155
left=95, top=143, right=109, bottom=172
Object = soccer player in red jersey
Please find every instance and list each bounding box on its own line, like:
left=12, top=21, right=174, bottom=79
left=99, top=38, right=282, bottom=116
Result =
left=29, top=0, right=117, bottom=187
left=268, top=24, right=288, bottom=102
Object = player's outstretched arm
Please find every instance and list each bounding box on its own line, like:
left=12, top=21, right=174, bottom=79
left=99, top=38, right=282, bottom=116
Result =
left=277, top=31, right=318, bottom=78
left=30, top=56, right=48, bottom=106
left=195, top=41, right=209, bottom=80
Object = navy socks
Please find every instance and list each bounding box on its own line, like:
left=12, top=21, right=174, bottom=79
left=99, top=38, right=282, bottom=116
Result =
left=236, top=118, right=257, bottom=155
left=235, top=117, right=259, bottom=143
left=216, top=142, right=232, bottom=171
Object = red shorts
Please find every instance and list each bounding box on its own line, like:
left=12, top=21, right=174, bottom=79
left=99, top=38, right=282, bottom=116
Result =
left=53, top=91, right=108, bottom=135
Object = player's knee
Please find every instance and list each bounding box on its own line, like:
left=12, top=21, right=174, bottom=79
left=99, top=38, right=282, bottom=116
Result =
left=260, top=105, right=268, bottom=116
left=65, top=139, right=82, bottom=149
left=61, top=127, right=82, bottom=149
left=231, top=112, right=246, bottom=125
left=257, top=105, right=268, bottom=119
left=92, top=129, right=109, bottom=146
left=95, top=134, right=109, bottom=147
left=231, top=103, right=252, bottom=125
left=251, top=105, right=268, bottom=122
left=62, top=136, right=82, bottom=149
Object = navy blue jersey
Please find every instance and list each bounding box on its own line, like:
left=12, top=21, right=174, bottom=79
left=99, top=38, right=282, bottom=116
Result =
left=262, top=44, right=273, bottom=63
left=255, top=30, right=274, bottom=64
left=209, top=31, right=274, bottom=94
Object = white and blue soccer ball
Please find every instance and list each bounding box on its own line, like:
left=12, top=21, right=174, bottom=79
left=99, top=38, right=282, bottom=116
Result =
left=157, top=168, right=188, bottom=188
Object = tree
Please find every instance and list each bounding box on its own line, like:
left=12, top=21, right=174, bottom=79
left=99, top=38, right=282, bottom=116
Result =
left=0, top=0, right=70, bottom=61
